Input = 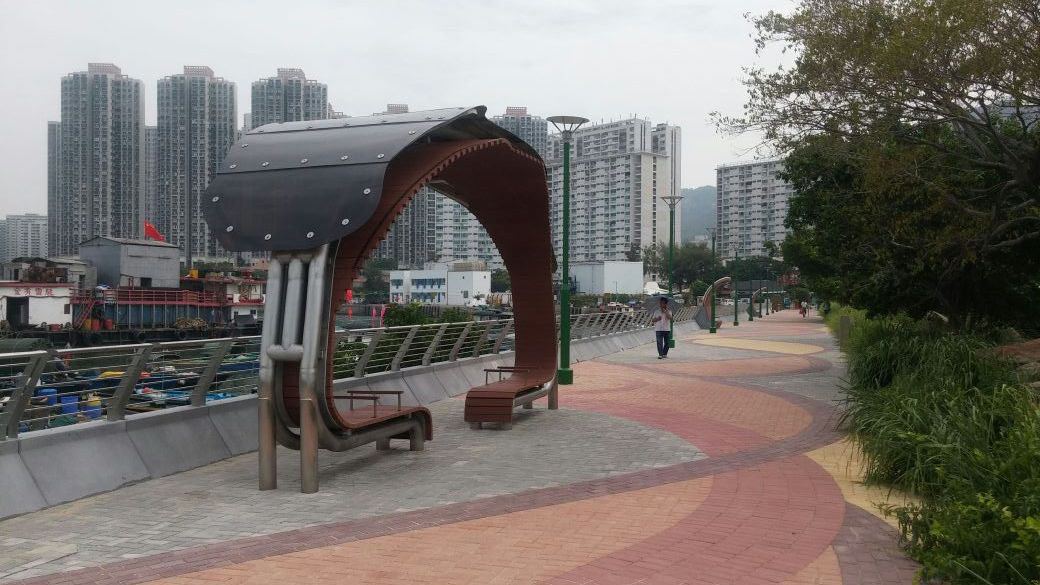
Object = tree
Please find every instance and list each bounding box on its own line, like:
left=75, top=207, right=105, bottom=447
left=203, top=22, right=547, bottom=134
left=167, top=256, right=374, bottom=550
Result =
left=490, top=269, right=511, bottom=293
left=670, top=242, right=715, bottom=293
left=779, top=133, right=1040, bottom=326
left=641, top=243, right=662, bottom=277
left=716, top=0, right=1040, bottom=255
left=360, top=258, right=396, bottom=296
left=383, top=303, right=427, bottom=327
left=624, top=243, right=641, bottom=262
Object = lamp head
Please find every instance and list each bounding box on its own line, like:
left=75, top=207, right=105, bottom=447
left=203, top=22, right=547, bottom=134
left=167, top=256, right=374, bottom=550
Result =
left=547, top=115, right=589, bottom=138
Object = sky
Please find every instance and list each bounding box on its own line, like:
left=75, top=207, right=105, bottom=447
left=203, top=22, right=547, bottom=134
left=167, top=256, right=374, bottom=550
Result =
left=0, top=0, right=790, bottom=218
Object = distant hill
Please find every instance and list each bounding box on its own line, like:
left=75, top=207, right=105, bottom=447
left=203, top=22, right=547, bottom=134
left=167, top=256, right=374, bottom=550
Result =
left=680, top=185, right=716, bottom=242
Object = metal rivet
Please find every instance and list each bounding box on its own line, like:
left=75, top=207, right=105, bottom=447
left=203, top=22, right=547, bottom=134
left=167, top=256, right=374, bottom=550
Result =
left=363, top=188, right=372, bottom=195
left=408, top=130, right=416, bottom=135
left=261, top=161, right=270, bottom=167
left=226, top=226, right=234, bottom=232
left=240, top=143, right=248, bottom=148
left=376, top=153, right=385, bottom=159
left=263, top=233, right=272, bottom=241
left=229, top=164, right=237, bottom=169
left=300, top=158, right=308, bottom=164
left=306, top=231, right=315, bottom=239
left=340, top=155, right=349, bottom=160
left=211, top=196, right=219, bottom=202
left=341, top=218, right=350, bottom=226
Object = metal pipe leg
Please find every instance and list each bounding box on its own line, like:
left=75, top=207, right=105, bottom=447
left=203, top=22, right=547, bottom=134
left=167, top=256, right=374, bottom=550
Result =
left=548, top=379, right=559, bottom=410
left=299, top=397, right=319, bottom=494
left=376, top=438, right=391, bottom=450
left=258, top=396, right=277, bottom=490
left=409, top=423, right=425, bottom=451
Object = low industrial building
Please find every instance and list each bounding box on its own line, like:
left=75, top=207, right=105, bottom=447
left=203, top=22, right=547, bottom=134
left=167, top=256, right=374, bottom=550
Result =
left=389, top=266, right=491, bottom=306
left=0, top=281, right=75, bottom=329
left=570, top=261, right=644, bottom=295
left=79, top=237, right=180, bottom=288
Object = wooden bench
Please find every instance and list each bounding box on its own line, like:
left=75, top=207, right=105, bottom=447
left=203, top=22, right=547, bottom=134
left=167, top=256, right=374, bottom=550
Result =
left=463, top=366, right=555, bottom=429
left=329, top=389, right=432, bottom=450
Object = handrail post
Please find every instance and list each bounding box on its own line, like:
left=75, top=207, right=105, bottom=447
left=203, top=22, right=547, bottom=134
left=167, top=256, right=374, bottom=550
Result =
left=354, top=330, right=385, bottom=378
left=422, top=323, right=449, bottom=366
left=471, top=321, right=493, bottom=357
left=390, top=326, right=420, bottom=371
left=107, top=345, right=154, bottom=421
left=1, top=352, right=48, bottom=439
left=449, top=322, right=474, bottom=361
left=191, top=339, right=233, bottom=406
left=492, top=320, right=513, bottom=354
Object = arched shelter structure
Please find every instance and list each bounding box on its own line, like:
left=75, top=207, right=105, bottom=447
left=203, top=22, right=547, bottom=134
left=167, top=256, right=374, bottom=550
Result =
left=203, top=106, right=558, bottom=493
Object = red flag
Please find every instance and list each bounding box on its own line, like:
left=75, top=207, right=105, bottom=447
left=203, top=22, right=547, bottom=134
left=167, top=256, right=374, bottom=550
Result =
left=143, top=221, right=165, bottom=242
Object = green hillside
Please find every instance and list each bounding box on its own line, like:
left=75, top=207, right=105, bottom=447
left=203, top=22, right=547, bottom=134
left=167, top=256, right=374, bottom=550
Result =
left=680, top=185, right=716, bottom=242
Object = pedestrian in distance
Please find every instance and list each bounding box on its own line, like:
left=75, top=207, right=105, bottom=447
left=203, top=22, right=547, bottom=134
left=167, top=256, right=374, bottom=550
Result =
left=652, top=297, right=673, bottom=359
left=801, top=300, right=808, bottom=318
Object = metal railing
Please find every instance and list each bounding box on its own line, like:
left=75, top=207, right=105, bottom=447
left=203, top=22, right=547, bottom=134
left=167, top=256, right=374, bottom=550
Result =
left=0, top=306, right=696, bottom=439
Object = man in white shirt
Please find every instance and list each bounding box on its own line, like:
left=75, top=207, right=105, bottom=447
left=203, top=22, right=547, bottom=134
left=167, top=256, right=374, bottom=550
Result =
left=652, top=297, right=673, bottom=359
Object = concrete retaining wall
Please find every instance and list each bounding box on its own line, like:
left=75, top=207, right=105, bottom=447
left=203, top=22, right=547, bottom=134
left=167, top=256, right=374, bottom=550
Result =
left=0, top=317, right=698, bottom=520
left=0, top=395, right=256, bottom=520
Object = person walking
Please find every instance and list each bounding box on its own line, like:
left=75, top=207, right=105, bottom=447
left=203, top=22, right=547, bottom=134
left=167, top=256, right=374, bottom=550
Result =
left=801, top=300, right=808, bottom=318
left=652, top=297, right=673, bottom=359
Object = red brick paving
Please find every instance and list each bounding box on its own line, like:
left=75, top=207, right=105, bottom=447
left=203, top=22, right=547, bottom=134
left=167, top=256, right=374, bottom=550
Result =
left=11, top=313, right=918, bottom=585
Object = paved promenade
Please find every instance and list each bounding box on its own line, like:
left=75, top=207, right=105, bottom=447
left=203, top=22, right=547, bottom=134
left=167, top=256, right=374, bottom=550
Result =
left=0, top=310, right=918, bottom=584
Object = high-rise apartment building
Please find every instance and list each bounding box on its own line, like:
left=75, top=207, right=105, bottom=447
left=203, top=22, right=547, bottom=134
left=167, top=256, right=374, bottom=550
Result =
left=46, top=121, right=61, bottom=252
left=0, top=214, right=48, bottom=262
left=144, top=126, right=158, bottom=222
left=249, top=68, right=328, bottom=129
left=52, top=63, right=145, bottom=256
left=544, top=118, right=681, bottom=263
left=715, top=158, right=793, bottom=261
left=157, top=66, right=237, bottom=263
left=374, top=106, right=549, bottom=271
left=492, top=106, right=548, bottom=157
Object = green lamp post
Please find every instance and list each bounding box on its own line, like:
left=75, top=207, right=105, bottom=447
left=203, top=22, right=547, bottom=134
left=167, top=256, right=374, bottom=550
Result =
left=732, top=247, right=740, bottom=327
left=708, top=227, right=717, bottom=334
left=660, top=194, right=683, bottom=348
left=547, top=115, right=588, bottom=386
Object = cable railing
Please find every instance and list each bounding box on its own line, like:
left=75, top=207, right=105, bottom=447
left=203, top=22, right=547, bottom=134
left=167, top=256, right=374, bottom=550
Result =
left=0, top=306, right=696, bottom=439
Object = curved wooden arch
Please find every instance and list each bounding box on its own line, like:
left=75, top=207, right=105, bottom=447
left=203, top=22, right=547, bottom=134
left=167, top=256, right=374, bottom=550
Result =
left=274, top=138, right=556, bottom=433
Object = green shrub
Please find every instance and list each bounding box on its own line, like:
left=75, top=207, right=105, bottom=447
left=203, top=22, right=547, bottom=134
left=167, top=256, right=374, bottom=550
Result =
left=839, top=314, right=1040, bottom=584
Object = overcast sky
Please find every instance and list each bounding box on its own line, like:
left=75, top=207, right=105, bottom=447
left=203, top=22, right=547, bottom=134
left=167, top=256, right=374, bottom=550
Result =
left=0, top=0, right=789, bottom=218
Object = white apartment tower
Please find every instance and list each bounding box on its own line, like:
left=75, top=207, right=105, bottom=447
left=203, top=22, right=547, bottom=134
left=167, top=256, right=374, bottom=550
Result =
left=249, top=68, right=328, bottom=129
left=544, top=118, right=681, bottom=263
left=0, top=214, right=48, bottom=263
left=46, top=121, right=61, bottom=250
left=157, top=66, right=237, bottom=263
left=144, top=126, right=158, bottom=222
left=52, top=63, right=146, bottom=256
left=492, top=106, right=548, bottom=157
left=715, top=158, right=793, bottom=261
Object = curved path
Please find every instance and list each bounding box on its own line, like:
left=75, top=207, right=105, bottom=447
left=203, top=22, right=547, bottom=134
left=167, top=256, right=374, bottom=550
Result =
left=2, top=310, right=918, bottom=584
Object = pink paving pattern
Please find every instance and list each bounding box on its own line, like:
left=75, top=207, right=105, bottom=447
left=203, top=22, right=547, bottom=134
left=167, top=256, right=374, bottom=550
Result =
left=8, top=312, right=919, bottom=585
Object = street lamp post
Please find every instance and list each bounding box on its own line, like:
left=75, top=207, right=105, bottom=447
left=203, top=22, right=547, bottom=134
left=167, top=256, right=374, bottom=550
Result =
left=548, top=115, right=588, bottom=386
left=660, top=194, right=683, bottom=348
left=708, top=228, right=717, bottom=334
left=733, top=247, right=740, bottom=327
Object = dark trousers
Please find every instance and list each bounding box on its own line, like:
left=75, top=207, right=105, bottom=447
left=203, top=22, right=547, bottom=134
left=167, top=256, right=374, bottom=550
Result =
left=656, top=331, right=670, bottom=356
